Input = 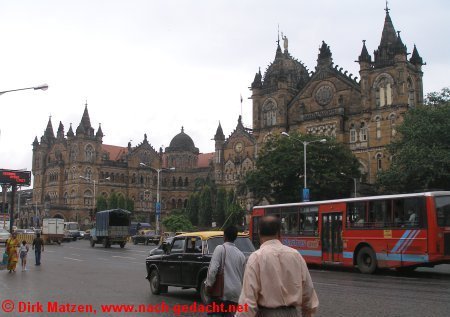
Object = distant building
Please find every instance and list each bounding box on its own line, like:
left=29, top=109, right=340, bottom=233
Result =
left=31, top=106, right=212, bottom=227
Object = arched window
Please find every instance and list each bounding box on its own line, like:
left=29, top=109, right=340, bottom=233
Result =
left=184, top=199, right=188, bottom=208
left=262, top=98, right=277, bottom=127
left=172, top=177, right=176, bottom=187
left=64, top=192, right=68, bottom=205
left=359, top=122, right=368, bottom=142
left=376, top=153, right=383, bottom=171
left=375, top=116, right=382, bottom=139
left=171, top=199, right=176, bottom=209
left=85, top=168, right=92, bottom=180
left=389, top=113, right=397, bottom=137
left=177, top=199, right=183, bottom=209
left=375, top=74, right=394, bottom=107
left=184, top=177, right=189, bottom=187
left=349, top=123, right=356, bottom=143
left=85, top=144, right=94, bottom=162
left=178, top=177, right=183, bottom=187
left=84, top=190, right=93, bottom=206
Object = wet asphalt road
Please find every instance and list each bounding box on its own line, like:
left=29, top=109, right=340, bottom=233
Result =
left=1, top=240, right=449, bottom=317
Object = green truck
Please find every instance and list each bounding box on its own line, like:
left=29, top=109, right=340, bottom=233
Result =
left=90, top=209, right=131, bottom=248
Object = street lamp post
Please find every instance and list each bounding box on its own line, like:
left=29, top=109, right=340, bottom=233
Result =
left=0, top=84, right=48, bottom=95
left=340, top=172, right=357, bottom=197
left=140, top=163, right=175, bottom=234
left=281, top=132, right=326, bottom=201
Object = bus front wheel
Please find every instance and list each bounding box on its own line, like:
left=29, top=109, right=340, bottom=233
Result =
left=357, top=246, right=377, bottom=274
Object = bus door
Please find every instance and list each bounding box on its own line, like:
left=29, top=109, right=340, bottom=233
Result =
left=321, top=206, right=344, bottom=263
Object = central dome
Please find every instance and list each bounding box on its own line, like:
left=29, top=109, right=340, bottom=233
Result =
left=166, top=127, right=199, bottom=153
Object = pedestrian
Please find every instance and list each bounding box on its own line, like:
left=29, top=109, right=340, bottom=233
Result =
left=205, top=226, right=246, bottom=316
left=237, top=216, right=319, bottom=317
left=32, top=233, right=45, bottom=266
left=6, top=232, right=20, bottom=273
left=19, top=240, right=29, bottom=272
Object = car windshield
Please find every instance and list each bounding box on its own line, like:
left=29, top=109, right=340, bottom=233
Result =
left=207, top=237, right=255, bottom=254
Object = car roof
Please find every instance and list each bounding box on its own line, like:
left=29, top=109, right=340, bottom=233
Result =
left=175, top=231, right=249, bottom=240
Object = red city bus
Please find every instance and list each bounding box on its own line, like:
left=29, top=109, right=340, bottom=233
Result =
left=250, top=191, right=450, bottom=273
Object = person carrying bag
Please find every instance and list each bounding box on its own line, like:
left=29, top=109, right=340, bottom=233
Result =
left=205, top=226, right=246, bottom=317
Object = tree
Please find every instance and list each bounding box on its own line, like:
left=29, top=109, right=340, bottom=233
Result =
left=198, top=185, right=213, bottom=227
left=186, top=193, right=200, bottom=226
left=245, top=132, right=361, bottom=203
left=96, top=196, right=108, bottom=212
left=377, top=88, right=450, bottom=192
left=162, top=214, right=195, bottom=232
left=125, top=198, right=134, bottom=212
left=117, top=195, right=126, bottom=209
left=223, top=189, right=244, bottom=228
left=213, top=188, right=226, bottom=227
left=108, top=192, right=118, bottom=209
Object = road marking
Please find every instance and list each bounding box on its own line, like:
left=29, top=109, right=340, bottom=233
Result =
left=112, top=256, right=137, bottom=260
left=45, top=250, right=56, bottom=253
left=63, top=257, right=83, bottom=262
left=71, top=254, right=81, bottom=256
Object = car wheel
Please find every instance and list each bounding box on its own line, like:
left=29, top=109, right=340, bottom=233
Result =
left=149, top=270, right=163, bottom=295
left=357, top=246, right=377, bottom=274
left=102, top=239, right=108, bottom=248
left=198, top=277, right=210, bottom=305
left=120, top=242, right=126, bottom=248
left=145, top=240, right=148, bottom=246
left=133, top=239, right=138, bottom=245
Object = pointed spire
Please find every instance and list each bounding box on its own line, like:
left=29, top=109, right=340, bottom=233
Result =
left=181, top=126, right=184, bottom=133
left=214, top=121, right=225, bottom=141
left=57, top=121, right=64, bottom=139
left=44, top=116, right=55, bottom=140
left=410, top=44, right=424, bottom=65
left=96, top=123, right=104, bottom=139
left=77, top=103, right=94, bottom=136
left=251, top=67, right=262, bottom=89
left=33, top=136, right=39, bottom=147
left=275, top=43, right=283, bottom=59
left=358, top=40, right=372, bottom=63
left=67, top=123, right=74, bottom=137
left=393, top=31, right=407, bottom=55
left=380, top=5, right=397, bottom=47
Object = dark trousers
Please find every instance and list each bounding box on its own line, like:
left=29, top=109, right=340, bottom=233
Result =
left=35, top=249, right=42, bottom=265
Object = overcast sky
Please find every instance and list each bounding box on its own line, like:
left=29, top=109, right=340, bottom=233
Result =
left=0, top=0, right=448, bottom=175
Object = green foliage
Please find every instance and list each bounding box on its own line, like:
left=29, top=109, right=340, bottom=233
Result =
left=424, top=87, right=450, bottom=106
left=245, top=132, right=361, bottom=203
left=213, top=188, right=226, bottom=227
left=186, top=193, right=200, bottom=226
left=108, top=192, right=118, bottom=209
left=96, top=196, right=108, bottom=212
left=198, top=185, right=213, bottom=227
left=125, top=198, right=134, bottom=212
left=117, top=195, right=126, bottom=209
left=377, top=89, right=450, bottom=192
left=162, top=214, right=195, bottom=232
left=223, top=189, right=244, bottom=228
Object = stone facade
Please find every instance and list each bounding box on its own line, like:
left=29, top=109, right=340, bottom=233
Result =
left=211, top=7, right=424, bottom=209
left=31, top=107, right=212, bottom=227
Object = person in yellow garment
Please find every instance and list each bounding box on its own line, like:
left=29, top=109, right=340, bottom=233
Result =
left=6, top=232, right=20, bottom=273
left=237, top=216, right=319, bottom=317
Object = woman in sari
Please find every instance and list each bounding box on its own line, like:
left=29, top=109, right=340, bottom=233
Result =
left=6, top=232, right=19, bottom=273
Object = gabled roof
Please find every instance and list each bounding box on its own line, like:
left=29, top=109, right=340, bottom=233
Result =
left=102, top=144, right=127, bottom=161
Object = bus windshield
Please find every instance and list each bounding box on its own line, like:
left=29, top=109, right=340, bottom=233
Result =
left=436, top=195, right=450, bottom=227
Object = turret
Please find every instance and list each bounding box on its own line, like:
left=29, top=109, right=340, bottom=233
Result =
left=57, top=121, right=65, bottom=140
left=316, top=41, right=333, bottom=69
left=95, top=123, right=104, bottom=141
left=67, top=123, right=74, bottom=138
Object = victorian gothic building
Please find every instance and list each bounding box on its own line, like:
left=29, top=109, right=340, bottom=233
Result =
left=31, top=106, right=212, bottom=226
left=213, top=6, right=424, bottom=192
left=31, top=7, right=424, bottom=225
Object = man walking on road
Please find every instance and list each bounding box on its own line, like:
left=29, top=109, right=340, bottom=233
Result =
left=206, top=225, right=246, bottom=316
left=237, top=216, right=319, bottom=317
left=32, top=233, right=44, bottom=266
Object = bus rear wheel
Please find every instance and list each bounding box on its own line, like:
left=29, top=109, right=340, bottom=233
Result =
left=357, top=246, right=377, bottom=274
